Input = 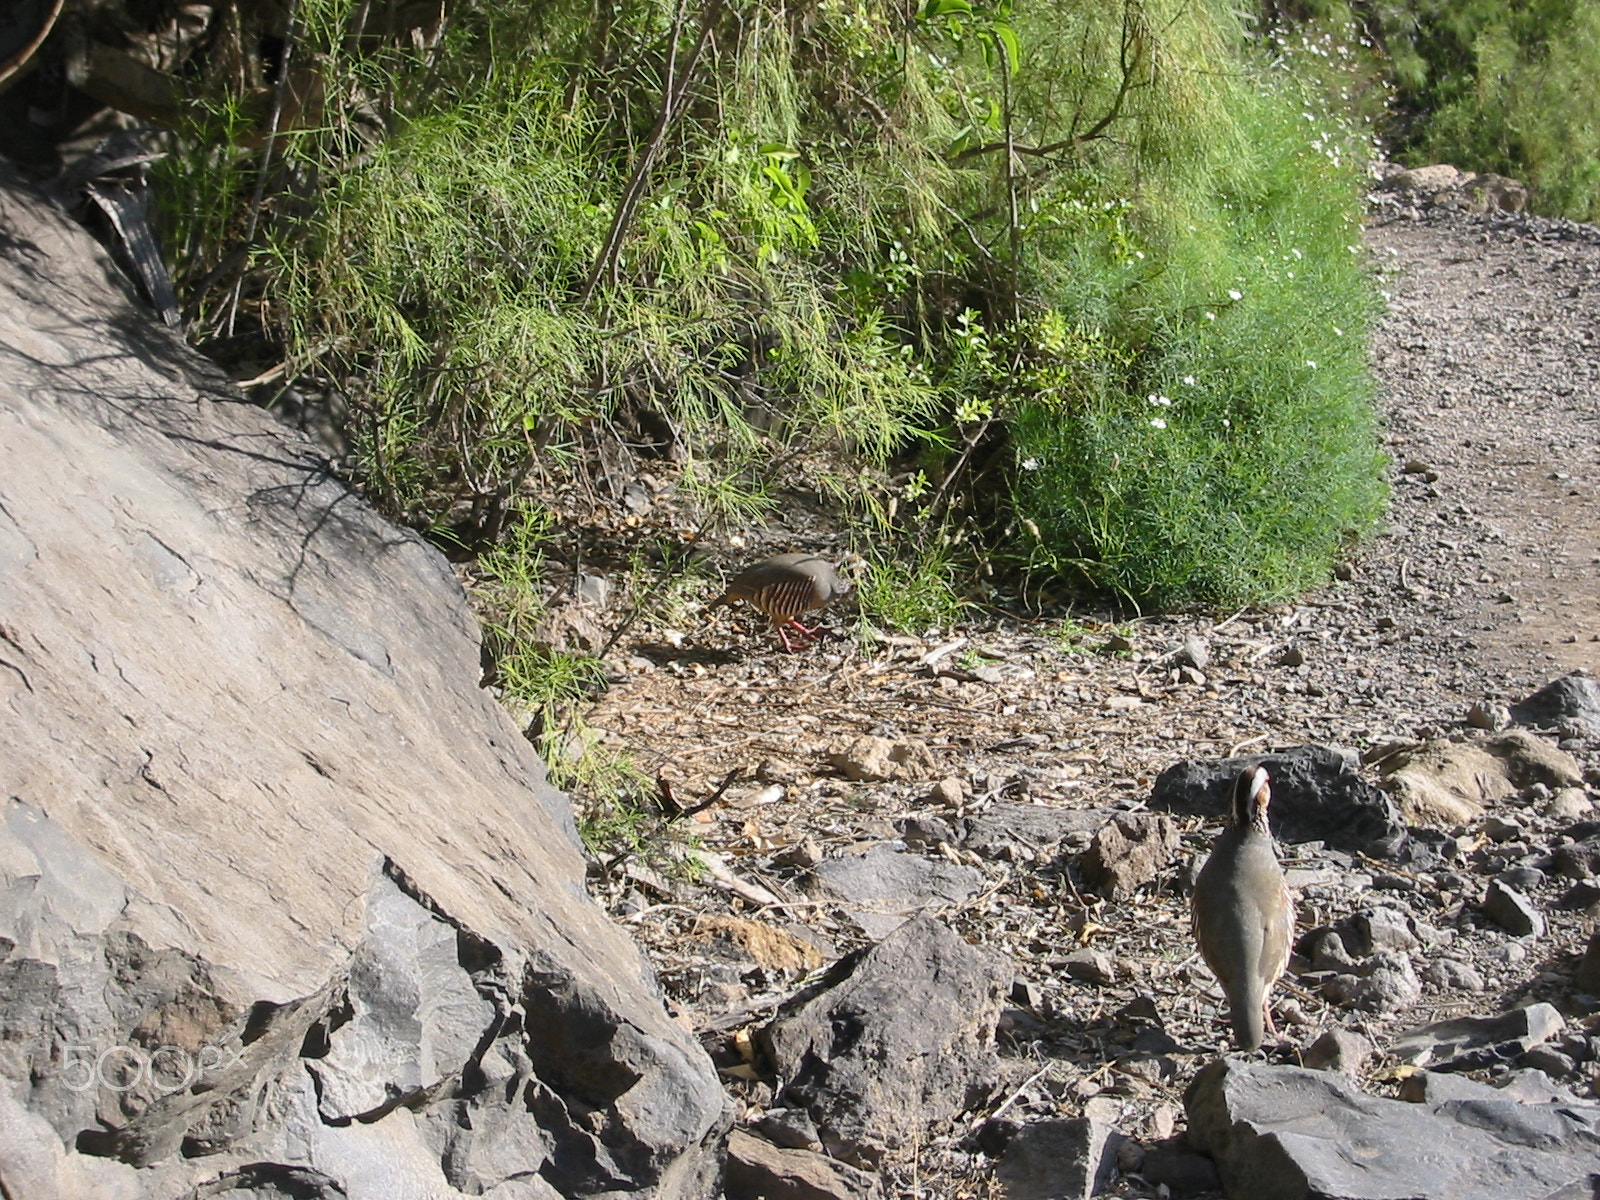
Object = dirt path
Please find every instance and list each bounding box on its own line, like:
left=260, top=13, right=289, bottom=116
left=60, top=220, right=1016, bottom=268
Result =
left=1367, top=210, right=1600, bottom=681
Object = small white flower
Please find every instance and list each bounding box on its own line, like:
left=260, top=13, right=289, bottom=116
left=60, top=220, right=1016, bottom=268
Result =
left=1291, top=248, right=1303, bottom=259
left=1306, top=359, right=1317, bottom=369
left=1333, top=326, right=1344, bottom=336
left=1222, top=418, right=1231, bottom=428
left=1149, top=417, right=1167, bottom=429
left=1228, top=289, right=1242, bottom=301
left=1021, top=457, right=1040, bottom=471
left=1205, top=311, right=1216, bottom=321
left=1183, top=374, right=1196, bottom=385
left=1157, top=395, right=1172, bottom=406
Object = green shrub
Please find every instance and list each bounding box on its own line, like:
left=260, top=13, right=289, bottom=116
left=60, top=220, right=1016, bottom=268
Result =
left=854, top=548, right=969, bottom=636
left=152, top=0, right=1389, bottom=614
left=997, top=6, right=1386, bottom=606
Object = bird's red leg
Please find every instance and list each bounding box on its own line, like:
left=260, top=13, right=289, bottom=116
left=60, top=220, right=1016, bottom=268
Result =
left=776, top=625, right=799, bottom=653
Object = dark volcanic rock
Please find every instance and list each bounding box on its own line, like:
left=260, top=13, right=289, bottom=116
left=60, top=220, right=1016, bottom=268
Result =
left=1185, top=1057, right=1600, bottom=1200
left=1576, top=930, right=1600, bottom=995
left=1149, top=745, right=1405, bottom=852
left=1391, top=1004, right=1566, bottom=1071
left=806, top=845, right=984, bottom=939
left=1511, top=672, right=1600, bottom=737
left=0, top=173, right=726, bottom=1198
left=1139, top=1138, right=1221, bottom=1196
left=1483, top=879, right=1547, bottom=938
left=759, top=917, right=1010, bottom=1168
left=994, top=1115, right=1124, bottom=1200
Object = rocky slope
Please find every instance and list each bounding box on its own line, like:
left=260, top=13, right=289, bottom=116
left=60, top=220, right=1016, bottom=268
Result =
left=0, top=170, right=727, bottom=1200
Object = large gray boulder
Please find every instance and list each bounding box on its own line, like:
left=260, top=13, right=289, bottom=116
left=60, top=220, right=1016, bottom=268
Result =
left=1149, top=745, right=1406, bottom=853
left=0, top=173, right=728, bottom=1197
left=1185, top=1058, right=1600, bottom=1200
left=758, top=917, right=1009, bottom=1168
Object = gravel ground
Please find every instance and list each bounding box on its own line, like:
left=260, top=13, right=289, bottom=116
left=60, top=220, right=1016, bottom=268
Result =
left=568, top=197, right=1600, bottom=1199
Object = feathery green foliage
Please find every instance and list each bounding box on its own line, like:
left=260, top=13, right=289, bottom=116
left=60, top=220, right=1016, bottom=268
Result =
left=153, top=0, right=1388, bottom=625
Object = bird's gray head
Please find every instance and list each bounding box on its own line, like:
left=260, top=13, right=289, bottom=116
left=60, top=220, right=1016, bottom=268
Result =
left=1229, top=765, right=1273, bottom=834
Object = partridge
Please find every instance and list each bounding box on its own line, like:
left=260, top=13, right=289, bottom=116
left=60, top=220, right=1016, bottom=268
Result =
left=1191, top=765, right=1296, bottom=1052
left=709, top=552, right=851, bottom=651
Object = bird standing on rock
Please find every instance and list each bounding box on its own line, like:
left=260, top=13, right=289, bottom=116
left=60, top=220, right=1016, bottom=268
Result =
left=1191, top=765, right=1296, bottom=1052
left=708, top=552, right=853, bottom=652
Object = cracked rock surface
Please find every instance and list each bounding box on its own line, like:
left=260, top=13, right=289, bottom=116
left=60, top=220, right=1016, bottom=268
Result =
left=0, top=170, right=728, bottom=1200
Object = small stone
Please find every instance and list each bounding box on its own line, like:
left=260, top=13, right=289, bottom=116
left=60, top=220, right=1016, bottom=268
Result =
left=995, top=1115, right=1124, bottom=1200
left=1467, top=701, right=1511, bottom=731
left=1010, top=980, right=1045, bottom=1010
left=928, top=777, right=966, bottom=808
left=1077, top=813, right=1180, bottom=899
left=1279, top=644, right=1306, bottom=668
left=1275, top=997, right=1311, bottom=1028
left=1177, top=635, right=1211, bottom=670
left=1546, top=788, right=1594, bottom=820
left=1554, top=838, right=1600, bottom=880
left=1483, top=879, right=1546, bottom=938
left=755, top=1107, right=823, bottom=1151
left=1303, top=1028, right=1373, bottom=1076
left=1350, top=950, right=1422, bottom=1014
left=1510, top=672, right=1600, bottom=738
left=1392, top=1003, right=1565, bottom=1070
left=1177, top=665, right=1208, bottom=687
left=828, top=736, right=938, bottom=782
left=1422, top=958, right=1485, bottom=992
left=725, top=1130, right=879, bottom=1200
left=774, top=839, right=824, bottom=870
left=1060, top=949, right=1117, bottom=987
left=1558, top=879, right=1600, bottom=911
left=1309, top=930, right=1358, bottom=972
left=1355, top=906, right=1420, bottom=953
left=899, top=814, right=956, bottom=849
left=1496, top=865, right=1546, bottom=891
left=1482, top=815, right=1524, bottom=843
left=1520, top=1046, right=1576, bottom=1078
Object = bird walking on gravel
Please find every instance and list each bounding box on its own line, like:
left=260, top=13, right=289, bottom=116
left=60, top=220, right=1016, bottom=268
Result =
left=708, top=552, right=853, bottom=652
left=1191, top=765, right=1296, bottom=1052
